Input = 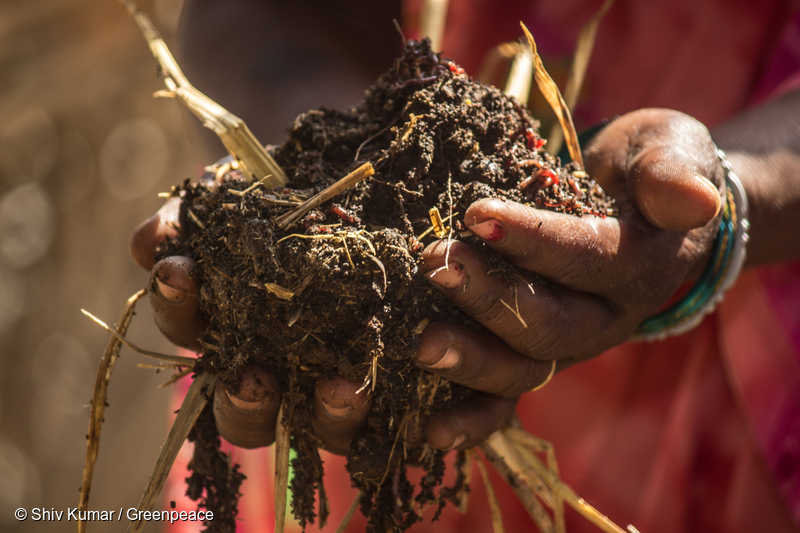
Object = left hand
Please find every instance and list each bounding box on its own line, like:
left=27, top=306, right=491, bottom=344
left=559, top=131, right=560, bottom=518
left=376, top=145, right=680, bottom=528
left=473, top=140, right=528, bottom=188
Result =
left=414, top=108, right=724, bottom=413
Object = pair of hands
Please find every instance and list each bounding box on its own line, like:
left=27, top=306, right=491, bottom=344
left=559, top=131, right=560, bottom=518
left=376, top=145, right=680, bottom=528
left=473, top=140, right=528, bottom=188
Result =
left=129, top=108, right=723, bottom=455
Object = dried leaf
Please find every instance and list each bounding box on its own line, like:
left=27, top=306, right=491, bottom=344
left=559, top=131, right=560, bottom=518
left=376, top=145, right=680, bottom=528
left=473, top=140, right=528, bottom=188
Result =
left=520, top=23, right=583, bottom=168
left=127, top=373, right=216, bottom=533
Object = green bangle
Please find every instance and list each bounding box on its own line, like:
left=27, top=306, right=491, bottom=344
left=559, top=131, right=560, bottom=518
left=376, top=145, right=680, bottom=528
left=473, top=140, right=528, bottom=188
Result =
left=631, top=149, right=750, bottom=342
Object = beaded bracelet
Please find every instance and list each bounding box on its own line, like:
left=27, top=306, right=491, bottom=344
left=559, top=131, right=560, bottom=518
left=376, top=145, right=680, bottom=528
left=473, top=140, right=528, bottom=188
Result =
left=631, top=149, right=750, bottom=342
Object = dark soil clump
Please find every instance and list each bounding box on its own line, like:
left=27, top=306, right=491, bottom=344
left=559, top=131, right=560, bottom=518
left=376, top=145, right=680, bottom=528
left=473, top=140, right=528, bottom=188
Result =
left=159, top=39, right=615, bottom=532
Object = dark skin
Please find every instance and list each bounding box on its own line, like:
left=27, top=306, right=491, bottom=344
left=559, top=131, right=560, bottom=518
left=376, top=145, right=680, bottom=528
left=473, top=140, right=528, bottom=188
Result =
left=130, top=0, right=800, bottom=454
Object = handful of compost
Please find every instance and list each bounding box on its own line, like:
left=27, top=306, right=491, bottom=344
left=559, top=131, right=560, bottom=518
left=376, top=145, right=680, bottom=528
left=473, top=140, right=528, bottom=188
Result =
left=149, top=39, right=615, bottom=532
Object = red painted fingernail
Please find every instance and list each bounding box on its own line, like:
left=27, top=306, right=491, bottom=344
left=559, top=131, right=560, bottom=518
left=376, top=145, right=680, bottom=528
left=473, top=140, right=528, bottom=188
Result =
left=425, top=263, right=465, bottom=289
left=468, top=218, right=505, bottom=242
left=155, top=278, right=186, bottom=303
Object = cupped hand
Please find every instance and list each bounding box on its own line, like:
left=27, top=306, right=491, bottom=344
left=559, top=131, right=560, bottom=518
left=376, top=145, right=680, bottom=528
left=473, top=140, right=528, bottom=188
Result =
left=416, top=108, right=724, bottom=397
left=129, top=175, right=515, bottom=454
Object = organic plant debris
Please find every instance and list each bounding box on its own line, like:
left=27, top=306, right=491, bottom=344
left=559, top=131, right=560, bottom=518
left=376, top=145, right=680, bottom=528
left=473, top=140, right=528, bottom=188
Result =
left=159, top=38, right=615, bottom=532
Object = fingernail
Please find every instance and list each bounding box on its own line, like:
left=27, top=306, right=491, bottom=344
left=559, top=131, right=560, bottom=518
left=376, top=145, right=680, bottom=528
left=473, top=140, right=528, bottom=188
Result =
left=419, top=346, right=461, bottom=370
left=468, top=218, right=505, bottom=242
left=320, top=399, right=353, bottom=419
left=225, top=389, right=263, bottom=411
left=447, top=433, right=467, bottom=450
left=425, top=263, right=465, bottom=289
left=156, top=278, right=186, bottom=303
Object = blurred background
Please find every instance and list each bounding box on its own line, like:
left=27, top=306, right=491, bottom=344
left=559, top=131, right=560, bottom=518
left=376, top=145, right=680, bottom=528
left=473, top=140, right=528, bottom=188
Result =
left=0, top=0, right=205, bottom=531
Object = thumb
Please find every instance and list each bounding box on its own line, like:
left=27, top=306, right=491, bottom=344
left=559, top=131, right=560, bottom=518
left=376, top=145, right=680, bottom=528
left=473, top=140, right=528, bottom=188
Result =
left=627, top=145, right=721, bottom=232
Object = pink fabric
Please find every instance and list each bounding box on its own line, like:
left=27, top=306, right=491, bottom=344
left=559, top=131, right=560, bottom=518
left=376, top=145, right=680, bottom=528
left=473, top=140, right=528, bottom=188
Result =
left=164, top=1, right=800, bottom=531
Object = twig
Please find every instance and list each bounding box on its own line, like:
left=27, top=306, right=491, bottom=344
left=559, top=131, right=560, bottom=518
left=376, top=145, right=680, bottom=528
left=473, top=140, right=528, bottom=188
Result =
left=275, top=162, right=374, bottom=229
left=274, top=398, right=291, bottom=533
left=81, top=309, right=196, bottom=367
left=127, top=372, right=217, bottom=533
left=417, top=211, right=460, bottom=240
left=476, top=453, right=506, bottom=533
left=334, top=491, right=363, bottom=533
left=118, top=0, right=287, bottom=186
left=77, top=289, right=146, bottom=533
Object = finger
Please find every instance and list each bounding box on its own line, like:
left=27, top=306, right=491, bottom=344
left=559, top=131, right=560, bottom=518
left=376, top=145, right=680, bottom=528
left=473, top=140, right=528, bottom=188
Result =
left=626, top=144, right=721, bottom=231
left=425, top=393, right=517, bottom=450
left=422, top=240, right=622, bottom=361
left=464, top=198, right=687, bottom=299
left=214, top=365, right=281, bottom=448
left=149, top=256, right=207, bottom=351
left=416, top=322, right=559, bottom=398
left=584, top=109, right=722, bottom=232
left=313, top=376, right=372, bottom=455
left=129, top=197, right=181, bottom=270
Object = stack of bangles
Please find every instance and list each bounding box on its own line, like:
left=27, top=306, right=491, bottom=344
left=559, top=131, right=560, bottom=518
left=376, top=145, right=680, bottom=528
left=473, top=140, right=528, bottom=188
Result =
left=632, top=148, right=750, bottom=341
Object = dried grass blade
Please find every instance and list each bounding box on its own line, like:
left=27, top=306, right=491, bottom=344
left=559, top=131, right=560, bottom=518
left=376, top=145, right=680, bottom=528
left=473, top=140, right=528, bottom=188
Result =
left=420, top=0, right=449, bottom=51
left=505, top=428, right=627, bottom=533
left=520, top=23, right=583, bottom=168
left=477, top=42, right=520, bottom=85
left=476, top=454, right=506, bottom=533
left=118, top=0, right=287, bottom=187
left=335, top=491, right=363, bottom=533
left=458, top=450, right=476, bottom=514
left=81, top=309, right=196, bottom=367
left=275, top=163, right=374, bottom=229
left=481, top=431, right=556, bottom=533
left=504, top=43, right=533, bottom=104
left=127, top=372, right=216, bottom=533
left=274, top=397, right=292, bottom=533
left=77, top=289, right=145, bottom=533
left=158, top=367, right=193, bottom=389
left=547, top=0, right=615, bottom=155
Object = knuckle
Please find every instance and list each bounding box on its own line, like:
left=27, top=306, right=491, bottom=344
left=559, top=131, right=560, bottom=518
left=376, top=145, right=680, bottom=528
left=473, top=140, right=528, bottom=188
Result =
left=501, top=358, right=541, bottom=397
left=517, top=304, right=573, bottom=359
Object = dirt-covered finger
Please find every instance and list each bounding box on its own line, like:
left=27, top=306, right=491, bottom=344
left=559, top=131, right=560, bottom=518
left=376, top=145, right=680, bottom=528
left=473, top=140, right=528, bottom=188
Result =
left=129, top=197, right=181, bottom=270
left=465, top=198, right=692, bottom=303
left=425, top=393, right=517, bottom=451
left=416, top=322, right=558, bottom=398
left=465, top=198, right=632, bottom=296
left=149, top=256, right=207, bottom=352
left=313, top=376, right=372, bottom=455
left=421, top=240, right=620, bottom=361
left=213, top=365, right=281, bottom=448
